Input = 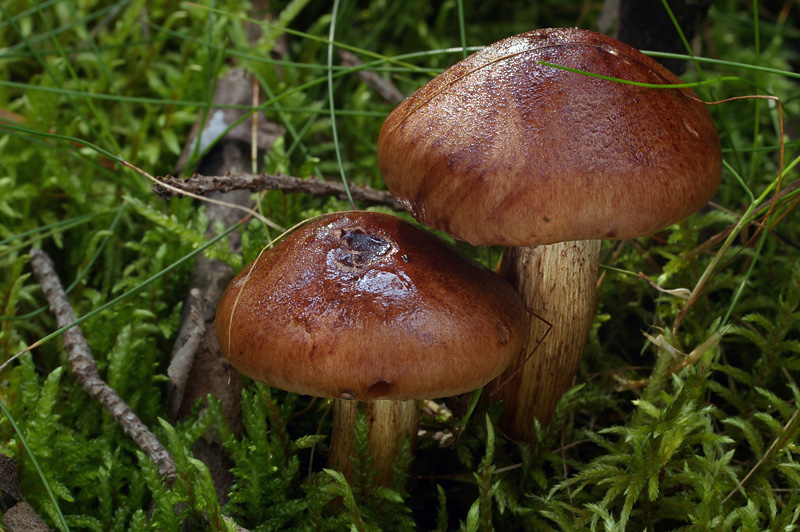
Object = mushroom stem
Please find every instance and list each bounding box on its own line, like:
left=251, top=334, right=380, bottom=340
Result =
left=328, top=399, right=418, bottom=487
left=487, top=239, right=601, bottom=439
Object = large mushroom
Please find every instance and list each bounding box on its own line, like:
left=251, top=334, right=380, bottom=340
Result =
left=377, top=28, right=722, bottom=440
left=215, top=211, right=527, bottom=484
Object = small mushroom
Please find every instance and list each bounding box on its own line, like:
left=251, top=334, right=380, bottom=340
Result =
left=215, top=211, right=527, bottom=484
left=377, top=28, right=722, bottom=439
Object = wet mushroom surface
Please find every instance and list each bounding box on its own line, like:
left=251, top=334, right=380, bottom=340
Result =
left=215, top=211, right=528, bottom=401
left=377, top=28, right=722, bottom=247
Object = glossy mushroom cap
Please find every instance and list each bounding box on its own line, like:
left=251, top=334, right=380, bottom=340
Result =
left=377, top=28, right=722, bottom=247
left=215, top=211, right=528, bottom=401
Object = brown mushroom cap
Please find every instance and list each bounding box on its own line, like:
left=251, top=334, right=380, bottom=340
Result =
left=377, top=28, right=722, bottom=246
left=215, top=211, right=528, bottom=401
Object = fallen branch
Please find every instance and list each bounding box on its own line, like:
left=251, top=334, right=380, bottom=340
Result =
left=29, top=248, right=178, bottom=483
left=153, top=172, right=404, bottom=211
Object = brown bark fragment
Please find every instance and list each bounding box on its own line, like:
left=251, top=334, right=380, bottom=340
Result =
left=2, top=502, right=51, bottom=532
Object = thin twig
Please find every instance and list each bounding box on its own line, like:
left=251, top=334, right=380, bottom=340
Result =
left=154, top=172, right=405, bottom=211
left=339, top=49, right=405, bottom=104
left=29, top=248, right=178, bottom=483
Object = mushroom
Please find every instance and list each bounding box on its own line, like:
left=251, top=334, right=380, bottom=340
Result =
left=376, top=28, right=722, bottom=440
left=215, top=211, right=527, bottom=484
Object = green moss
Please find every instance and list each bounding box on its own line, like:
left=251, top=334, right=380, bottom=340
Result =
left=2, top=0, right=800, bottom=529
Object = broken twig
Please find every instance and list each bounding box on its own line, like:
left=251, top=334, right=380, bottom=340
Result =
left=153, top=172, right=404, bottom=211
left=29, top=248, right=177, bottom=483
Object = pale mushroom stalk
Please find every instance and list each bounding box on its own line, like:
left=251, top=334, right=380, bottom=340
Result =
left=328, top=399, right=418, bottom=487
left=377, top=28, right=722, bottom=441
left=488, top=240, right=601, bottom=436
